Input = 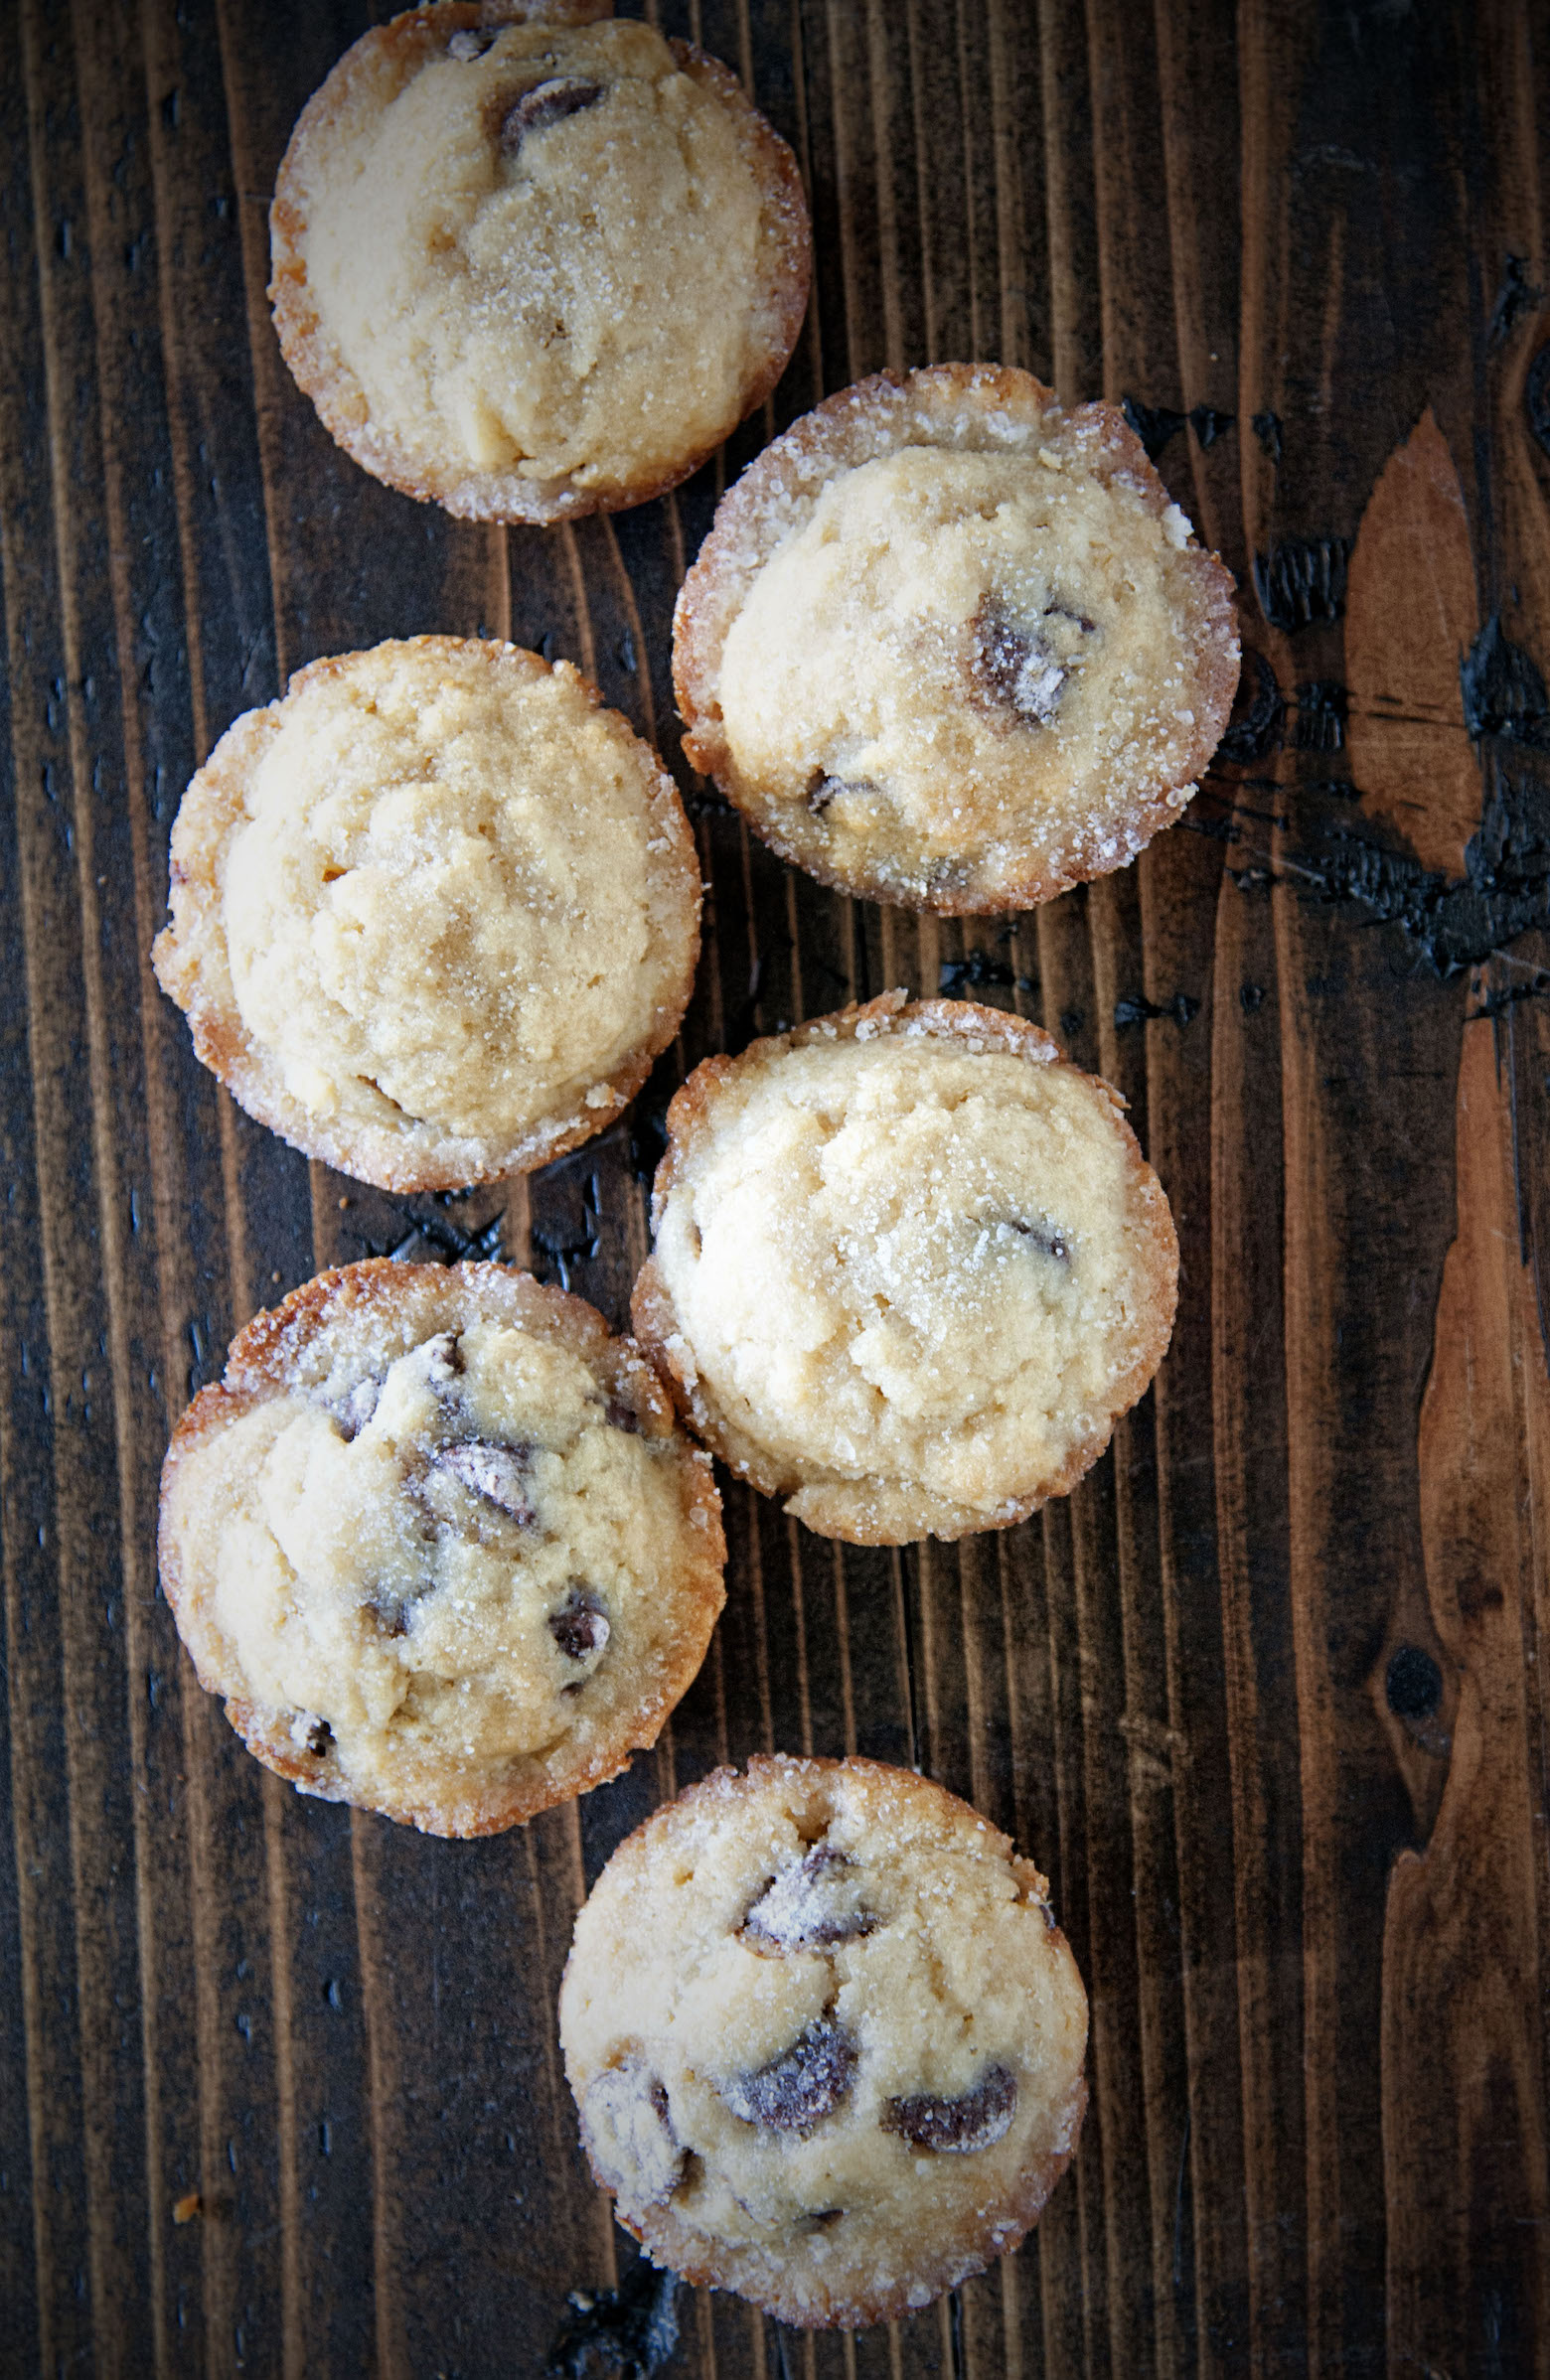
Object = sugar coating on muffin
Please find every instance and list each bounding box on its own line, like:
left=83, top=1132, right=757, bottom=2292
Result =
left=560, top=1755, right=1088, bottom=2327
left=158, top=1263, right=725, bottom=1836
left=632, top=995, right=1178, bottom=1542
left=153, top=637, right=700, bottom=1191
left=269, top=6, right=811, bottom=520
left=674, top=366, right=1240, bottom=911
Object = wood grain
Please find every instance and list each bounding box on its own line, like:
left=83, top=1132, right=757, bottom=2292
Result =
left=2, top=1, right=1549, bottom=2373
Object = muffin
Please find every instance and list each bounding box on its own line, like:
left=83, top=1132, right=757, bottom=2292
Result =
left=152, top=636, right=701, bottom=1192
left=632, top=993, right=1178, bottom=1543
left=269, top=3, right=811, bottom=521
left=674, top=364, right=1240, bottom=911
left=559, top=1754, right=1088, bottom=2326
left=158, top=1261, right=725, bottom=1836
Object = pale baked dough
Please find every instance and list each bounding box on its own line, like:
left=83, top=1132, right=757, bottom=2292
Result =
left=152, top=637, right=700, bottom=1192
left=158, top=1262, right=725, bottom=1837
left=269, top=5, right=811, bottom=520
left=633, top=994, right=1178, bottom=1543
left=560, top=1755, right=1088, bottom=2327
left=675, top=366, right=1240, bottom=910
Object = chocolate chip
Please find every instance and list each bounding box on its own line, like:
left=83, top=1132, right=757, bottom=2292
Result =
left=367, top=1590, right=412, bottom=1640
left=549, top=1584, right=610, bottom=1662
left=304, top=1718, right=335, bottom=1758
left=742, top=1844, right=876, bottom=1953
left=1008, top=1219, right=1070, bottom=1262
left=802, top=2207, right=845, bottom=2232
left=719, top=2018, right=856, bottom=2133
left=972, top=604, right=1066, bottom=724
left=333, top=1375, right=382, bottom=1440
left=582, top=2061, right=685, bottom=2207
left=500, top=76, right=603, bottom=152
left=447, top=27, right=495, bottom=58
left=804, top=769, right=877, bottom=817
left=882, top=2064, right=1017, bottom=2155
left=434, top=1440, right=534, bottom=1522
left=604, top=1399, right=640, bottom=1435
left=421, top=1331, right=463, bottom=1385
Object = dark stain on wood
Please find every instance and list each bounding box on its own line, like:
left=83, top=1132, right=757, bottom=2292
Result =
left=1461, top=615, right=1550, bottom=748
left=1120, top=394, right=1185, bottom=461
left=1218, top=652, right=1287, bottom=764
left=1487, top=252, right=1543, bottom=350
left=545, top=2260, right=681, bottom=2377
left=1252, top=536, right=1353, bottom=632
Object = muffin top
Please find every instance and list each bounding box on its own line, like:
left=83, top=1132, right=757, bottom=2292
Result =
left=152, top=637, right=701, bottom=1191
left=560, top=1755, right=1088, bottom=2326
left=674, top=365, right=1239, bottom=911
left=269, top=4, right=810, bottom=520
left=158, top=1263, right=725, bottom=1836
left=632, top=995, right=1178, bottom=1542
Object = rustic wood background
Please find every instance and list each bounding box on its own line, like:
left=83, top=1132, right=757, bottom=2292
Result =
left=4, top=0, right=1550, bottom=2372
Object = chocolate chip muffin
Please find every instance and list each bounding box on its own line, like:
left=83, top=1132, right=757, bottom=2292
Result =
left=632, top=993, right=1178, bottom=1544
left=158, top=1262, right=725, bottom=1836
left=559, top=1755, right=1088, bottom=2327
left=152, top=636, right=700, bottom=1192
left=269, top=3, right=811, bottom=521
left=674, top=364, right=1239, bottom=911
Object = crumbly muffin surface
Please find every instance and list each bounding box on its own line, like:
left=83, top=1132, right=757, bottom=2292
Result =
left=159, top=1264, right=725, bottom=1835
left=675, top=366, right=1239, bottom=910
left=560, top=1756, right=1088, bottom=2326
left=152, top=638, right=700, bottom=1191
left=270, top=9, right=810, bottom=518
left=633, top=997, right=1178, bottom=1542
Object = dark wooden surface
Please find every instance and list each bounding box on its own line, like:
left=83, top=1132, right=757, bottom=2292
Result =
left=4, top=0, right=1550, bottom=2372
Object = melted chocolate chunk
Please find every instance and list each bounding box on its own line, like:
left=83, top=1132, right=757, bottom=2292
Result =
left=742, top=1844, right=876, bottom=1952
left=421, top=1330, right=464, bottom=1386
left=447, top=27, right=496, bottom=58
left=972, top=605, right=1066, bottom=725
left=367, top=1588, right=416, bottom=1640
left=719, top=2018, right=856, bottom=2132
left=1008, top=1219, right=1070, bottom=1263
left=435, top=1440, right=534, bottom=1522
left=582, top=2062, right=685, bottom=2207
left=549, top=1584, right=610, bottom=1662
left=333, top=1375, right=382, bottom=1440
left=804, top=769, right=877, bottom=817
left=501, top=76, right=604, bottom=151
left=304, top=1718, right=335, bottom=1758
left=882, top=2064, right=1017, bottom=2155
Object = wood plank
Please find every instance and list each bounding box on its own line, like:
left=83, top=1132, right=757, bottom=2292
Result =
left=3, top=0, right=1550, bottom=2370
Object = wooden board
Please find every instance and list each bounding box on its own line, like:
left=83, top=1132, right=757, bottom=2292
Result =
left=3, top=0, right=1549, bottom=2371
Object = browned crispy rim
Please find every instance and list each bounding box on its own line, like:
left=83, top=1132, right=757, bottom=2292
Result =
left=157, top=1261, right=726, bottom=1837
left=630, top=992, right=1180, bottom=1545
left=613, top=2071, right=1088, bottom=2327
left=564, top=1755, right=1089, bottom=2326
left=672, top=363, right=1240, bottom=913
left=150, top=636, right=701, bottom=1194
left=268, top=10, right=811, bottom=523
